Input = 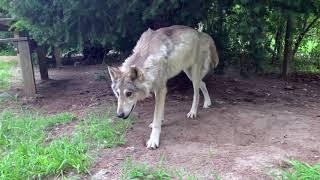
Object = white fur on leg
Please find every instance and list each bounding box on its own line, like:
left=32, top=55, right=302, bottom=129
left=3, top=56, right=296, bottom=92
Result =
left=147, top=87, right=166, bottom=149
left=149, top=123, right=163, bottom=128
left=187, top=89, right=199, bottom=118
left=187, top=89, right=198, bottom=118
left=200, top=81, right=212, bottom=108
left=147, top=127, right=161, bottom=149
left=188, top=72, right=200, bottom=119
left=149, top=112, right=164, bottom=128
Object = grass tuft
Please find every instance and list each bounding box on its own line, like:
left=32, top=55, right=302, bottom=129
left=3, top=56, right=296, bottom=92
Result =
left=121, top=157, right=201, bottom=180
left=0, top=60, right=16, bottom=91
left=278, top=160, right=320, bottom=180
left=76, top=112, right=132, bottom=148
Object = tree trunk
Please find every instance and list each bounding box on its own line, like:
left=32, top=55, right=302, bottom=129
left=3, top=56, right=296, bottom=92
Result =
left=54, top=47, right=62, bottom=67
left=272, top=24, right=283, bottom=64
left=36, top=46, right=49, bottom=80
left=282, top=14, right=294, bottom=79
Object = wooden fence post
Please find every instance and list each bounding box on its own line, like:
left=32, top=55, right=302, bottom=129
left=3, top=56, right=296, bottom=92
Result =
left=17, top=38, right=36, bottom=96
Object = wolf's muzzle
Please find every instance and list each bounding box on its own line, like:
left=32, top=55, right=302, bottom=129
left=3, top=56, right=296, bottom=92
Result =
left=118, top=105, right=135, bottom=119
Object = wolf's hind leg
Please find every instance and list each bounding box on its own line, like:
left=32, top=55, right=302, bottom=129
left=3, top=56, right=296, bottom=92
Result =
left=184, top=66, right=200, bottom=118
left=184, top=69, right=211, bottom=109
left=200, top=81, right=211, bottom=108
left=200, top=67, right=212, bottom=108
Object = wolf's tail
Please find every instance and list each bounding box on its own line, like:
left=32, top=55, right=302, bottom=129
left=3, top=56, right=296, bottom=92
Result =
left=209, top=41, right=219, bottom=68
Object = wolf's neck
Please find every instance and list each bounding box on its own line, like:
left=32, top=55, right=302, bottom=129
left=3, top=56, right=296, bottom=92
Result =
left=122, top=53, right=147, bottom=69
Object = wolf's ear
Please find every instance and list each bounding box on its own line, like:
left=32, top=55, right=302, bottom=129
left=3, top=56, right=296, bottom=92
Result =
left=107, top=66, right=121, bottom=81
left=129, top=65, right=144, bottom=81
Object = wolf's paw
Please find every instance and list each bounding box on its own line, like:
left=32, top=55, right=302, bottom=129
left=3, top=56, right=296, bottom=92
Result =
left=187, top=111, right=197, bottom=119
left=146, top=136, right=159, bottom=149
left=203, top=100, right=212, bottom=108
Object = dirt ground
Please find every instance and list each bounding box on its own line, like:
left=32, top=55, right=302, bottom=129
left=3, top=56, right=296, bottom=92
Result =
left=11, top=65, right=320, bottom=179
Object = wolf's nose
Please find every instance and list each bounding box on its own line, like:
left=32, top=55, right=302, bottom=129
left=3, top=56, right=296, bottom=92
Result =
left=117, top=112, right=125, bottom=118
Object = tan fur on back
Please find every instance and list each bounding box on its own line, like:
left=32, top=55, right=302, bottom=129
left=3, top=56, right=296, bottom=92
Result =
left=122, top=26, right=218, bottom=88
left=123, top=25, right=204, bottom=70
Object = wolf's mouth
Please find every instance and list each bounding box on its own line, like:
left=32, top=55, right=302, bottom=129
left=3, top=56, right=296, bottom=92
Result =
left=123, top=105, right=135, bottom=119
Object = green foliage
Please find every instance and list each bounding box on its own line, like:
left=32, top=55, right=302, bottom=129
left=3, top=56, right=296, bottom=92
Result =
left=203, top=0, right=320, bottom=74
left=292, top=57, right=320, bottom=73
left=0, top=60, right=16, bottom=91
left=0, top=45, right=16, bottom=56
left=278, top=160, right=320, bottom=180
left=0, top=32, right=16, bottom=56
left=2, top=0, right=210, bottom=51
left=1, top=0, right=319, bottom=74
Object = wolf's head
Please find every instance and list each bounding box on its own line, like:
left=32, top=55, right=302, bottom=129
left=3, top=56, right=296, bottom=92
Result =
left=107, top=66, right=149, bottom=119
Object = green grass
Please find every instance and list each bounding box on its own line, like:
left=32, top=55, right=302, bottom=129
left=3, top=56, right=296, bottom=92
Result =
left=0, top=109, right=133, bottom=179
left=278, top=160, right=320, bottom=180
left=0, top=111, right=90, bottom=179
left=121, top=158, right=210, bottom=180
left=0, top=60, right=16, bottom=91
left=76, top=112, right=132, bottom=148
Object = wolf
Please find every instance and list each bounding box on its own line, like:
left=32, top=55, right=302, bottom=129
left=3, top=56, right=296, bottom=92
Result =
left=107, top=25, right=219, bottom=149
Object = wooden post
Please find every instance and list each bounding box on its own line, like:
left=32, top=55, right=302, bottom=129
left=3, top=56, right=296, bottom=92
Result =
left=13, top=33, right=20, bottom=67
left=17, top=38, right=36, bottom=96
left=0, top=32, right=37, bottom=96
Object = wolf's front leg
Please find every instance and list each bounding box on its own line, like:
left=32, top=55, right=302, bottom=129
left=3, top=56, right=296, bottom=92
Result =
left=187, top=83, right=200, bottom=118
left=187, top=67, right=200, bottom=119
left=147, top=87, right=167, bottom=149
left=149, top=112, right=164, bottom=128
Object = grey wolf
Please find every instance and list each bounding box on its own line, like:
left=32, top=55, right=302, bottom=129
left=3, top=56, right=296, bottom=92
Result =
left=107, top=25, right=219, bottom=149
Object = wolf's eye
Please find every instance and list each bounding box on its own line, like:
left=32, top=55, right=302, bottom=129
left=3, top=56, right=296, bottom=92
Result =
left=125, top=91, right=133, bottom=97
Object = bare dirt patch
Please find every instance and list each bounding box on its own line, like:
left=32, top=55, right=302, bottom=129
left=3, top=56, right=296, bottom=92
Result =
left=11, top=65, right=320, bottom=179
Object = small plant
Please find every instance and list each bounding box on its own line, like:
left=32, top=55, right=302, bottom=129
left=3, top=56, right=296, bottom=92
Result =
left=121, top=157, right=201, bottom=180
left=122, top=158, right=171, bottom=180
left=277, top=160, right=320, bottom=180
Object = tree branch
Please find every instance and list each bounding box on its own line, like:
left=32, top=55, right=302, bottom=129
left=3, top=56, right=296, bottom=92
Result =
left=293, top=16, right=320, bottom=56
